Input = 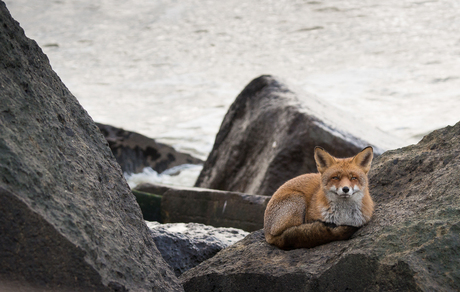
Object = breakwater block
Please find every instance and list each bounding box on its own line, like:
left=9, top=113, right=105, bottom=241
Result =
left=161, top=185, right=270, bottom=232
left=132, top=190, right=162, bottom=222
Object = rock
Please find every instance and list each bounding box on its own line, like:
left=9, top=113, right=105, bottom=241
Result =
left=132, top=189, right=163, bottom=222
left=134, top=182, right=172, bottom=196
left=180, top=121, right=460, bottom=291
left=195, top=75, right=404, bottom=197
left=0, top=3, right=182, bottom=291
left=97, top=123, right=202, bottom=175
left=147, top=222, right=248, bottom=277
left=161, top=185, right=270, bottom=232
left=130, top=183, right=269, bottom=230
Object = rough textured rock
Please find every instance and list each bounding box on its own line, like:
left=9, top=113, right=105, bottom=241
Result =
left=195, top=75, right=403, bottom=197
left=0, top=3, right=182, bottom=291
left=147, top=222, right=248, bottom=277
left=181, top=121, right=460, bottom=291
left=162, top=185, right=270, bottom=232
left=97, top=123, right=202, bottom=174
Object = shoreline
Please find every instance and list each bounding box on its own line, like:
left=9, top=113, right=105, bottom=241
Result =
left=6, top=0, right=460, bottom=160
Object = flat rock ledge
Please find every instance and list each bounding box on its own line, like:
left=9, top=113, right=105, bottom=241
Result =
left=162, top=186, right=269, bottom=232
left=181, top=121, right=460, bottom=292
left=132, top=183, right=270, bottom=232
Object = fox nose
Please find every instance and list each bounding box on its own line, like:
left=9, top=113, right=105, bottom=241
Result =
left=342, top=186, right=350, bottom=193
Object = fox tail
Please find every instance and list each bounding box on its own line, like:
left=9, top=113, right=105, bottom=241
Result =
left=265, top=221, right=359, bottom=250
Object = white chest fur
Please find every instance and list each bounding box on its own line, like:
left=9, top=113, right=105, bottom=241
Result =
left=321, top=198, right=367, bottom=227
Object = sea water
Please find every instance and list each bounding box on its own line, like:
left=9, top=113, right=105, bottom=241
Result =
left=6, top=0, right=460, bottom=187
left=124, top=164, right=203, bottom=189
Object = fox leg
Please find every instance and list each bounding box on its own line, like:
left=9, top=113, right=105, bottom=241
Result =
left=267, top=221, right=359, bottom=250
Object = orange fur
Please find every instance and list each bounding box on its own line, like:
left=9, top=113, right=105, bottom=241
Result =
left=264, top=147, right=374, bottom=249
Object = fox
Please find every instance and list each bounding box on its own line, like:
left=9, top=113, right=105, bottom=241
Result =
left=264, top=146, right=374, bottom=249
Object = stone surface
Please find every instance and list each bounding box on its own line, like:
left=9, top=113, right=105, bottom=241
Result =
left=131, top=184, right=172, bottom=223
left=132, top=183, right=269, bottom=229
left=147, top=221, right=248, bottom=277
left=132, top=189, right=163, bottom=222
left=180, top=121, right=460, bottom=291
left=195, top=75, right=403, bottom=197
left=97, top=123, right=202, bottom=174
left=162, top=185, right=270, bottom=232
left=134, top=182, right=172, bottom=196
left=0, top=3, right=182, bottom=291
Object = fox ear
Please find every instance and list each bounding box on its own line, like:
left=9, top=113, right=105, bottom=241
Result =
left=352, top=146, right=373, bottom=173
left=314, top=147, right=336, bottom=173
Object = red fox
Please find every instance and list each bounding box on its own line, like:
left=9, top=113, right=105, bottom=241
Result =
left=264, top=146, right=374, bottom=249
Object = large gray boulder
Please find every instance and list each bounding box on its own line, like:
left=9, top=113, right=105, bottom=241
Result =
left=195, top=75, right=403, bottom=197
left=181, top=121, right=460, bottom=291
left=0, top=2, right=182, bottom=291
left=97, top=123, right=202, bottom=175
left=147, top=222, right=248, bottom=277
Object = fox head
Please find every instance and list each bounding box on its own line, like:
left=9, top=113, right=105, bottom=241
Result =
left=314, top=146, right=373, bottom=200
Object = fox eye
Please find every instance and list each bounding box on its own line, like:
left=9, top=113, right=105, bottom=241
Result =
left=332, top=176, right=340, bottom=180
left=351, top=177, right=357, bottom=180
